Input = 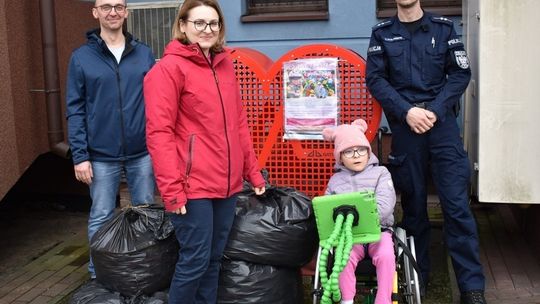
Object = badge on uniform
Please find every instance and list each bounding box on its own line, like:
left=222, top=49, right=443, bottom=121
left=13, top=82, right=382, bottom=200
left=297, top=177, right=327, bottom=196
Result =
left=454, top=50, right=470, bottom=69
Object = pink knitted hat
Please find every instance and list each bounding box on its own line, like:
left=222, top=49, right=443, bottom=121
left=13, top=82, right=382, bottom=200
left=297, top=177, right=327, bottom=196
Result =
left=322, top=119, right=371, bottom=163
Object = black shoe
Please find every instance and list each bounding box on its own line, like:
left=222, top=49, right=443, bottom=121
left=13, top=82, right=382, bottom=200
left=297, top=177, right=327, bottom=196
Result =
left=420, top=274, right=429, bottom=298
left=460, top=290, right=487, bottom=304
left=420, top=284, right=427, bottom=298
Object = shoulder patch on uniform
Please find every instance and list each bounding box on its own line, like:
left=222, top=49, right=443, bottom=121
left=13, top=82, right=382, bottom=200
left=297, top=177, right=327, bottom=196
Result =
left=447, top=38, right=463, bottom=47
left=454, top=50, right=470, bottom=69
left=368, top=45, right=383, bottom=54
left=372, top=19, right=392, bottom=31
left=431, top=16, right=453, bottom=26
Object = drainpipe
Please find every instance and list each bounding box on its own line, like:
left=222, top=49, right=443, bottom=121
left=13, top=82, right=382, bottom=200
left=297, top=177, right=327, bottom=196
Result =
left=39, top=0, right=70, bottom=158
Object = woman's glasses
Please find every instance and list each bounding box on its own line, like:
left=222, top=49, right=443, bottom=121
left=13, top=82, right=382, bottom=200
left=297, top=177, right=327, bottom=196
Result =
left=186, top=19, right=221, bottom=32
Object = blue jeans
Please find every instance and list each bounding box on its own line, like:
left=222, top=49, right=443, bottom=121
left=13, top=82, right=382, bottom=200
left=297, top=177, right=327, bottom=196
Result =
left=87, top=154, right=155, bottom=277
left=168, top=196, right=237, bottom=304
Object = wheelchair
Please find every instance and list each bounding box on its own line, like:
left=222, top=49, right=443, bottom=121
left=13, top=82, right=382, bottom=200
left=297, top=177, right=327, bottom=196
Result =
left=311, top=192, right=422, bottom=304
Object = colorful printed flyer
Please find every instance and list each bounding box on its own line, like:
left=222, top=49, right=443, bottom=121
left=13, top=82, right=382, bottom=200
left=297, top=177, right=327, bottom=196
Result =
left=283, top=58, right=339, bottom=140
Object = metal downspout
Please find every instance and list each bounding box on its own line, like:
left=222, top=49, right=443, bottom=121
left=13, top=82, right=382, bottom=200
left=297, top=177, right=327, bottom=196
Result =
left=39, top=0, right=70, bottom=158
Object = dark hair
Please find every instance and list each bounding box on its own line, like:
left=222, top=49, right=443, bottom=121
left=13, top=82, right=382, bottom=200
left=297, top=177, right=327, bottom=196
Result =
left=172, top=0, right=226, bottom=53
left=94, top=0, right=127, bottom=5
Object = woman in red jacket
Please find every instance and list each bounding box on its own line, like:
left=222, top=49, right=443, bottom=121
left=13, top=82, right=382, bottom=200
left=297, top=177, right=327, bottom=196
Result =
left=143, top=0, right=265, bottom=303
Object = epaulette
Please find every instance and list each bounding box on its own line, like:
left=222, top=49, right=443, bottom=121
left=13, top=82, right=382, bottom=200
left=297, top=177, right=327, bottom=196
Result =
left=372, top=19, right=393, bottom=31
left=431, top=16, right=453, bottom=26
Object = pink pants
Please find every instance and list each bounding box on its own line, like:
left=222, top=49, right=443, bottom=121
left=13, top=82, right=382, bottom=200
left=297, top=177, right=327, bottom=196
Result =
left=339, top=231, right=395, bottom=304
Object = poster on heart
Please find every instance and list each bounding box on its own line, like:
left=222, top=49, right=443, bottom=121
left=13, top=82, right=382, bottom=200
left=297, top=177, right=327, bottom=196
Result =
left=283, top=57, right=339, bottom=140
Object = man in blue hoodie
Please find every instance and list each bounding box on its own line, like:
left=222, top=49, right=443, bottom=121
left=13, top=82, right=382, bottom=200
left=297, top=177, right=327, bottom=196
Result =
left=66, top=0, right=156, bottom=279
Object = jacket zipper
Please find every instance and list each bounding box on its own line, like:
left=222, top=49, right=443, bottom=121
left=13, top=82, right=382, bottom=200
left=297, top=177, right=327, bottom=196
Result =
left=106, top=40, right=134, bottom=160
left=200, top=46, right=232, bottom=196
left=115, top=66, right=127, bottom=158
left=186, top=134, right=195, bottom=180
left=110, top=53, right=127, bottom=158
left=408, top=31, right=413, bottom=86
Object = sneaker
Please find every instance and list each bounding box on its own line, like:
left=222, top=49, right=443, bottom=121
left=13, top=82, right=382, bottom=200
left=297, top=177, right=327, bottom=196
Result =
left=460, top=290, right=487, bottom=304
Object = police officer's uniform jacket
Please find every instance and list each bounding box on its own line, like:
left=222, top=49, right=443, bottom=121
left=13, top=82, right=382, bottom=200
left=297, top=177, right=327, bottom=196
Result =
left=366, top=12, right=471, bottom=123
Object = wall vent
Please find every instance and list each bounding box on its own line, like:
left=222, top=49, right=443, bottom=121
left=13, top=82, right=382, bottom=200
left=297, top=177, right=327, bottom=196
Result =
left=126, top=1, right=181, bottom=58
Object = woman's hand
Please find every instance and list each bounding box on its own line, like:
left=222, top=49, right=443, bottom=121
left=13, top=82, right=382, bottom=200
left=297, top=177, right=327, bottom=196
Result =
left=173, top=206, right=187, bottom=215
left=253, top=186, right=266, bottom=195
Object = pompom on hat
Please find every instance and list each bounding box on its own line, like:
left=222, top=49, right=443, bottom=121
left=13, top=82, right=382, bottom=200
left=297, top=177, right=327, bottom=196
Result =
left=322, top=119, right=371, bottom=163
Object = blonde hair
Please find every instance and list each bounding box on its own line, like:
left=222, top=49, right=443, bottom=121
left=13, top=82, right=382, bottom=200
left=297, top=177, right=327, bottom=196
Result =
left=172, top=0, right=226, bottom=53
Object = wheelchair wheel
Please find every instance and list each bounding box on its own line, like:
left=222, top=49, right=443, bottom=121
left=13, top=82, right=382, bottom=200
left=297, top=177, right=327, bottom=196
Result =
left=392, top=271, right=399, bottom=304
left=395, top=228, right=422, bottom=304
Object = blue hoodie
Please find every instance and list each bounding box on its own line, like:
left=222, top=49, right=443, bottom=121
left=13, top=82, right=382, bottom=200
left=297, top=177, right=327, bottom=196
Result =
left=66, top=29, right=155, bottom=164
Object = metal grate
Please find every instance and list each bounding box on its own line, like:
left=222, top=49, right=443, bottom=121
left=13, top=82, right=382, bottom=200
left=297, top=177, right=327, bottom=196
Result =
left=126, top=3, right=180, bottom=58
left=231, top=45, right=382, bottom=198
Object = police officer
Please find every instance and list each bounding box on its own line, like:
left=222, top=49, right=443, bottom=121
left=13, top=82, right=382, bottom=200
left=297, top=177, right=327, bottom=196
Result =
left=366, top=1, right=486, bottom=303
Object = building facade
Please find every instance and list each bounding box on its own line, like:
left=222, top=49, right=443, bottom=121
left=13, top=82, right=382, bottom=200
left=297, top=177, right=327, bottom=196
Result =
left=0, top=0, right=95, bottom=200
left=0, top=0, right=463, bottom=200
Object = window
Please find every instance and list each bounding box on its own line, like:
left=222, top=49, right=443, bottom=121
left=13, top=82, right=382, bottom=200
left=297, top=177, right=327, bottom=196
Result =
left=126, top=2, right=181, bottom=59
left=242, top=0, right=329, bottom=22
left=376, top=0, right=462, bottom=18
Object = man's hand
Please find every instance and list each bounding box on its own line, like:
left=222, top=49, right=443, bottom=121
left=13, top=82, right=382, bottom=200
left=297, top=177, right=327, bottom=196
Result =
left=406, top=107, right=435, bottom=134
left=425, top=110, right=437, bottom=124
left=74, top=161, right=93, bottom=185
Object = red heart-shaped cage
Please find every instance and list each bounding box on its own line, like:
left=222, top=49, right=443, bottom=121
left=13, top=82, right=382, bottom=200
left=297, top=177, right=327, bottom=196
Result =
left=231, top=44, right=382, bottom=198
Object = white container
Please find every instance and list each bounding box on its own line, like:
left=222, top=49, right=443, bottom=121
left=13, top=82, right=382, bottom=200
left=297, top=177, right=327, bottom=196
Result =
left=463, top=0, right=540, bottom=204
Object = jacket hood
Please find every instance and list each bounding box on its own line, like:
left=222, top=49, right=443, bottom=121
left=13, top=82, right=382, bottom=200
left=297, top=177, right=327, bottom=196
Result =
left=162, top=40, right=231, bottom=66
left=85, top=28, right=135, bottom=50
left=335, top=152, right=380, bottom=173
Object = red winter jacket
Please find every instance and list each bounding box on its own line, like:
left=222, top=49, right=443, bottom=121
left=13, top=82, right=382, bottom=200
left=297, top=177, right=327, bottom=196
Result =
left=143, top=40, right=264, bottom=211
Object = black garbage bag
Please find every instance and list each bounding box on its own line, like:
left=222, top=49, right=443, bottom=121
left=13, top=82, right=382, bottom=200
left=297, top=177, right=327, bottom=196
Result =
left=217, top=258, right=303, bottom=304
left=90, top=205, right=178, bottom=296
left=69, top=280, right=168, bottom=304
left=224, top=182, right=318, bottom=267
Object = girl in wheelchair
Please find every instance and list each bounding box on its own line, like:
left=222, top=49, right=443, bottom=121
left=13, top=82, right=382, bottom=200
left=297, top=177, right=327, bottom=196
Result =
left=322, top=119, right=396, bottom=304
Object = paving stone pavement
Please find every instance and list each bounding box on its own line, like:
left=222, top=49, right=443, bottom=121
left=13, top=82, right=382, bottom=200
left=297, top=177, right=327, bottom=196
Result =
left=1, top=201, right=539, bottom=304
left=0, top=234, right=89, bottom=304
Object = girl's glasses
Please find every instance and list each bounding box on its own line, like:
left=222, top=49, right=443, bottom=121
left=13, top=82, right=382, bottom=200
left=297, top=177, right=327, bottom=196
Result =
left=341, top=147, right=368, bottom=158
